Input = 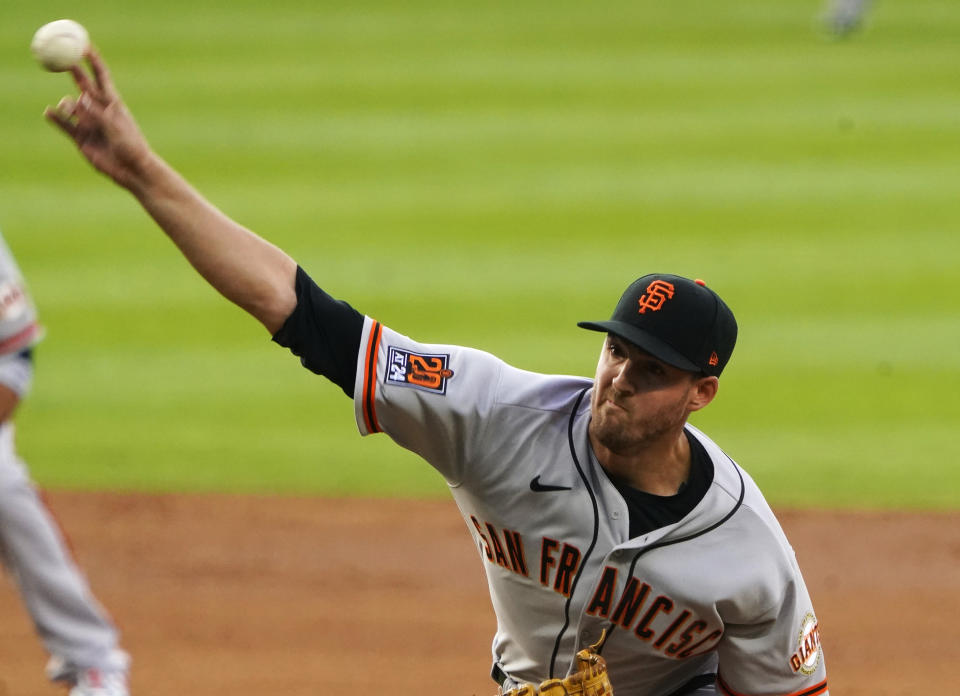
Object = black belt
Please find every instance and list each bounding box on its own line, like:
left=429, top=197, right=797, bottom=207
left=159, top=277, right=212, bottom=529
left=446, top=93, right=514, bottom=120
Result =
left=666, top=673, right=718, bottom=696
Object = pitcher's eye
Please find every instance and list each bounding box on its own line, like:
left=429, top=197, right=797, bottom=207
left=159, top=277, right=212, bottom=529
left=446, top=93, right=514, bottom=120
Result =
left=641, top=361, right=665, bottom=377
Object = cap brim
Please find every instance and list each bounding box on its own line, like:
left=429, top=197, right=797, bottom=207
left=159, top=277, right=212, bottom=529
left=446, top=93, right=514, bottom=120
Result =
left=577, top=320, right=701, bottom=373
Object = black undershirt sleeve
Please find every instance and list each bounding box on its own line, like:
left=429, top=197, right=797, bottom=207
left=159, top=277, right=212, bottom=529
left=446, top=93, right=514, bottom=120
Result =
left=271, top=266, right=364, bottom=397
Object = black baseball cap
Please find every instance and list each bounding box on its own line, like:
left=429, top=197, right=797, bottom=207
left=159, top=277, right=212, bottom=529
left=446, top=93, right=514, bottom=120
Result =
left=577, top=274, right=738, bottom=377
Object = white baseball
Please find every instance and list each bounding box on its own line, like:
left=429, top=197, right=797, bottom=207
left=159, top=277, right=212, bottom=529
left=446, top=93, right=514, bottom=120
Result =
left=31, top=19, right=90, bottom=72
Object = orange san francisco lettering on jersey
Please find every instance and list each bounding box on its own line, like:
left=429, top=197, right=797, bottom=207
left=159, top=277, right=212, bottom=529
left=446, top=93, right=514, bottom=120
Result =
left=586, top=566, right=722, bottom=656
left=637, top=280, right=675, bottom=314
left=540, top=538, right=582, bottom=597
left=470, top=516, right=529, bottom=577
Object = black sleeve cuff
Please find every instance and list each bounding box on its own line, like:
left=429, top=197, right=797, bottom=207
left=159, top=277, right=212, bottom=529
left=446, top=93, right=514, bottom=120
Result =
left=272, top=267, right=364, bottom=397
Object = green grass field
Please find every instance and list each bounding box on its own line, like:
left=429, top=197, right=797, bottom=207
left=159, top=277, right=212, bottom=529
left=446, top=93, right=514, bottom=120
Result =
left=1, top=0, right=957, bottom=508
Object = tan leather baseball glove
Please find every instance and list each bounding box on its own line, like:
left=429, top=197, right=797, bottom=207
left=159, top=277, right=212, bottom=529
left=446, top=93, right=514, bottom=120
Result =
left=502, top=632, right=613, bottom=696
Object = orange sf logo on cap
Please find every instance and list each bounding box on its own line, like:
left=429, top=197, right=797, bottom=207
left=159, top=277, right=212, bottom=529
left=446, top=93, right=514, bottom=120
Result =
left=637, top=280, right=675, bottom=314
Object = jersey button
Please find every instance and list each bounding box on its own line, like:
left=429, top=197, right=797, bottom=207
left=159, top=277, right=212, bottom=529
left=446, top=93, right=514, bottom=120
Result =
left=611, top=511, right=621, bottom=520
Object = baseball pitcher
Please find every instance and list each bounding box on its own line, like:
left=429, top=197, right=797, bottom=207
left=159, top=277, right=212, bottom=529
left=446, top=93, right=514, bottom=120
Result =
left=45, top=49, right=828, bottom=696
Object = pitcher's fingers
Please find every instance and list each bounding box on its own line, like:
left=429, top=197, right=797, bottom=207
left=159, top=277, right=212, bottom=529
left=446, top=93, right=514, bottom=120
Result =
left=56, top=95, right=79, bottom=118
left=75, top=92, right=108, bottom=122
left=85, top=47, right=119, bottom=103
left=44, top=105, right=80, bottom=139
left=70, top=62, right=101, bottom=105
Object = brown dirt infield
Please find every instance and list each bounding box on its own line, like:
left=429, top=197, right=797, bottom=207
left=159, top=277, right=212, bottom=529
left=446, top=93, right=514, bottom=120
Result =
left=1, top=492, right=958, bottom=695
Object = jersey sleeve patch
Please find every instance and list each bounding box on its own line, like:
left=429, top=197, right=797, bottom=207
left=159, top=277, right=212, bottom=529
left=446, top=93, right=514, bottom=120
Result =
left=790, top=613, right=823, bottom=676
left=385, top=346, right=454, bottom=394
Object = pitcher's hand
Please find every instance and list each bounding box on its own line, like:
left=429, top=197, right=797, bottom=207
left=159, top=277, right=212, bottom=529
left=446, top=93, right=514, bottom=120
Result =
left=45, top=47, right=154, bottom=192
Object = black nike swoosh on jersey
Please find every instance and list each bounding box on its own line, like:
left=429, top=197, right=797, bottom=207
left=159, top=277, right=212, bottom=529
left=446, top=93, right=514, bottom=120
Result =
left=529, top=475, right=573, bottom=493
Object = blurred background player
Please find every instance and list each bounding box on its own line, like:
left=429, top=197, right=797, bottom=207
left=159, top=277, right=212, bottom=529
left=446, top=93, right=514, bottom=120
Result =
left=820, top=0, right=874, bottom=36
left=0, top=228, right=130, bottom=695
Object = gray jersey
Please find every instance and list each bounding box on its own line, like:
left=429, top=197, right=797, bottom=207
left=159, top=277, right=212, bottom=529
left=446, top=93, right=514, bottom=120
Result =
left=352, top=318, right=827, bottom=696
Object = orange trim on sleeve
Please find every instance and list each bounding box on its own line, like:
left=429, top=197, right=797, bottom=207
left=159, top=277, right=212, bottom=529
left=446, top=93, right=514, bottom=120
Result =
left=717, top=674, right=827, bottom=696
left=361, top=321, right=383, bottom=433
